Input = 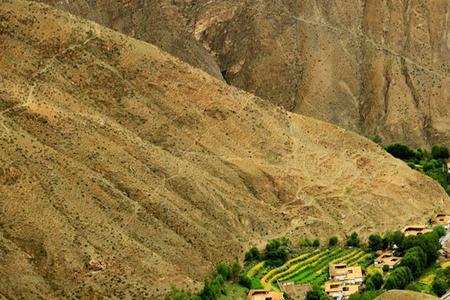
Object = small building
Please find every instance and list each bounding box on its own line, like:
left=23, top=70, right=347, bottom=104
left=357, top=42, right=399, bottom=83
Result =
left=246, top=289, right=284, bottom=300
left=324, top=281, right=359, bottom=300
left=374, top=251, right=402, bottom=269
left=402, top=225, right=433, bottom=237
left=278, top=282, right=310, bottom=300
left=432, top=213, right=450, bottom=229
left=329, top=263, right=363, bottom=284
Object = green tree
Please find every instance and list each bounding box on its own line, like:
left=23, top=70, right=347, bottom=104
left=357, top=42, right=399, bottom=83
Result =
left=305, top=290, right=323, bottom=300
left=244, top=246, right=261, bottom=262
left=385, top=143, right=415, bottom=160
left=368, top=234, right=384, bottom=251
left=215, top=263, right=231, bottom=281
left=382, top=265, right=390, bottom=273
left=384, top=266, right=413, bottom=290
left=433, top=225, right=446, bottom=238
left=432, top=145, right=450, bottom=160
left=264, top=239, right=289, bottom=267
left=347, top=232, right=360, bottom=247
left=432, top=276, right=449, bottom=296
left=230, top=262, right=241, bottom=281
left=400, top=247, right=426, bottom=278
left=348, top=291, right=383, bottom=300
left=365, top=272, right=383, bottom=290
left=238, top=274, right=252, bottom=289
left=328, top=236, right=338, bottom=247
left=312, top=239, right=320, bottom=247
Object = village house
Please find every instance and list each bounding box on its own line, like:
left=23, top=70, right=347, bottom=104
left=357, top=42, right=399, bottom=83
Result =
left=324, top=281, right=359, bottom=300
left=402, top=225, right=433, bottom=237
left=329, top=263, right=363, bottom=284
left=246, top=289, right=284, bottom=300
left=432, top=213, right=450, bottom=229
left=374, top=251, right=402, bottom=269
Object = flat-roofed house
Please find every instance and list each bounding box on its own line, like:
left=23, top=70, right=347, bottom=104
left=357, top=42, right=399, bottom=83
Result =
left=329, top=263, right=349, bottom=281
left=375, top=251, right=402, bottom=269
left=402, top=225, right=433, bottom=237
left=329, top=264, right=363, bottom=284
left=246, top=289, right=284, bottom=300
left=432, top=213, right=450, bottom=229
left=324, top=281, right=359, bottom=300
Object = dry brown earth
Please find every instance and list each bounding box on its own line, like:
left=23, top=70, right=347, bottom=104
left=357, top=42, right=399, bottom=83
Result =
left=0, top=1, right=449, bottom=298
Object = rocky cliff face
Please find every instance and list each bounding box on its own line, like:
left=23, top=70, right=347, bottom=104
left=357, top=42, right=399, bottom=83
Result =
left=39, top=0, right=450, bottom=148
left=2, top=0, right=449, bottom=298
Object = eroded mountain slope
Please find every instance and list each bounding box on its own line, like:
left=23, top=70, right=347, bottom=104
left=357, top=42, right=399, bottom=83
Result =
left=0, top=0, right=449, bottom=298
left=186, top=0, right=450, bottom=147
left=40, top=0, right=450, bottom=147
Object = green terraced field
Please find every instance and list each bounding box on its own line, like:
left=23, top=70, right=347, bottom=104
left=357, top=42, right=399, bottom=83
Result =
left=248, top=248, right=371, bottom=290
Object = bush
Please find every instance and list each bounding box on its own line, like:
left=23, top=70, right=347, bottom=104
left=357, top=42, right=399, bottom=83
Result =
left=385, top=143, right=415, bottom=160
left=299, top=238, right=313, bottom=247
left=328, top=236, right=338, bottom=247
left=216, top=263, right=231, bottom=280
left=433, top=225, right=446, bottom=238
left=371, top=135, right=383, bottom=144
left=244, top=246, right=261, bottom=262
left=312, top=239, right=320, bottom=247
left=238, top=274, right=252, bottom=289
left=365, top=272, right=383, bottom=290
left=264, top=239, right=289, bottom=267
left=230, top=262, right=241, bottom=281
left=382, top=265, right=390, bottom=273
left=305, top=290, right=322, bottom=300
left=347, top=232, right=360, bottom=247
left=382, top=231, right=404, bottom=249
left=432, top=145, right=449, bottom=160
left=384, top=266, right=413, bottom=290
left=432, top=277, right=449, bottom=296
left=368, top=234, right=384, bottom=251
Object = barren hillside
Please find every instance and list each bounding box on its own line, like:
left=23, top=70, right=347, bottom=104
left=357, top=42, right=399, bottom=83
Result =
left=0, top=0, right=449, bottom=298
left=40, top=0, right=450, bottom=148
left=376, top=290, right=439, bottom=300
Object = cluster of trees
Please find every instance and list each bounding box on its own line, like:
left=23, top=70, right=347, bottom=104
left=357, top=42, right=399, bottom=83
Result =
left=165, top=262, right=248, bottom=300
left=431, top=266, right=450, bottom=296
left=384, top=143, right=450, bottom=195
left=299, top=238, right=321, bottom=247
left=244, top=238, right=290, bottom=267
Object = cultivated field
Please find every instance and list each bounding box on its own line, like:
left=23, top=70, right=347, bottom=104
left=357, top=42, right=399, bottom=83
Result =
left=247, top=248, right=373, bottom=290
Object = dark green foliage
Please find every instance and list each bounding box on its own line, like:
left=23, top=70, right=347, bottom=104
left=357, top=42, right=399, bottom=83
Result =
left=385, top=144, right=415, bottom=160
left=312, top=239, right=320, bottom=247
left=382, top=231, right=404, bottom=249
left=215, top=263, right=231, bottom=280
left=238, top=274, right=252, bottom=289
left=400, top=247, right=427, bottom=278
left=299, top=238, right=313, bottom=247
left=365, top=272, right=383, bottom=290
left=432, top=277, right=449, bottom=296
left=433, top=225, right=446, bottom=238
left=348, top=291, right=383, bottom=300
left=244, top=246, right=261, bottom=262
left=265, top=239, right=289, bottom=267
left=328, top=236, right=338, bottom=247
left=431, top=145, right=450, bottom=160
left=384, top=144, right=450, bottom=196
left=401, top=232, right=440, bottom=265
left=368, top=234, right=384, bottom=251
left=305, top=290, right=323, bottom=300
left=384, top=266, right=413, bottom=290
left=346, top=232, right=360, bottom=247
left=198, top=275, right=226, bottom=300
left=382, top=265, right=389, bottom=273
left=230, top=262, right=241, bottom=281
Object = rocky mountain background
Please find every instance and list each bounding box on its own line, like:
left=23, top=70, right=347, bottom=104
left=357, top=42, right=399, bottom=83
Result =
left=38, top=0, right=450, bottom=148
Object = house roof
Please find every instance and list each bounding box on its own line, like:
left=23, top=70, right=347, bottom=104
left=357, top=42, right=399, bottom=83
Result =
left=324, top=281, right=343, bottom=293
left=433, top=214, right=450, bottom=225
left=345, top=266, right=363, bottom=280
left=342, top=285, right=359, bottom=297
left=402, top=225, right=433, bottom=236
left=329, top=263, right=348, bottom=277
